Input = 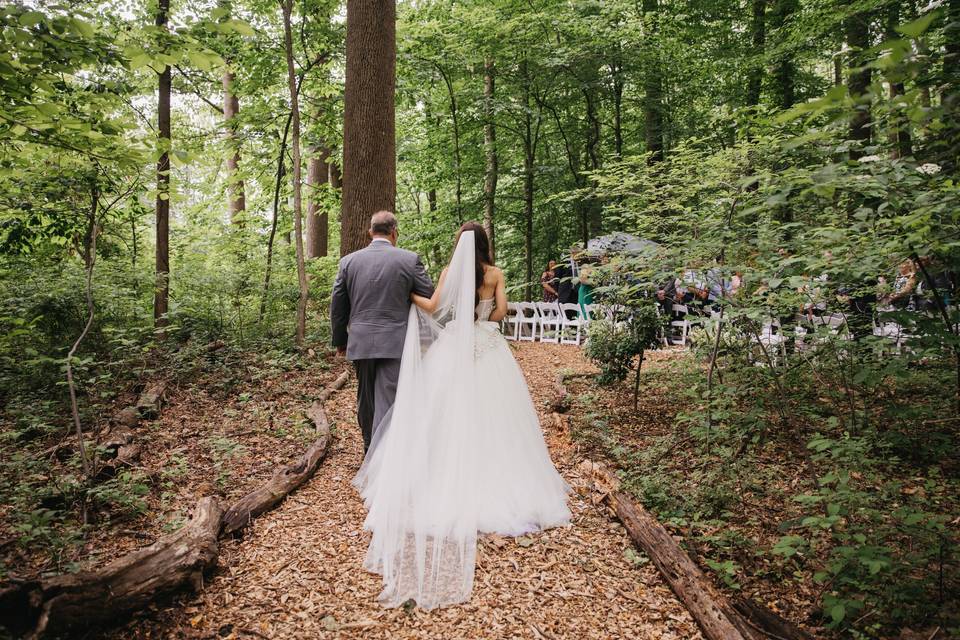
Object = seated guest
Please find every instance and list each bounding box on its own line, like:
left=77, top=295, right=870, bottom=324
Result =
left=881, top=260, right=917, bottom=310
left=656, top=278, right=677, bottom=316
left=540, top=260, right=559, bottom=302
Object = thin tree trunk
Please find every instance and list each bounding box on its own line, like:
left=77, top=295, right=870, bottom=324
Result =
left=520, top=59, right=538, bottom=301
left=281, top=0, right=309, bottom=346
left=770, top=0, right=798, bottom=108
left=223, top=67, right=246, bottom=223
left=746, top=0, right=766, bottom=106
left=845, top=4, right=872, bottom=156
left=66, top=184, right=98, bottom=478
left=483, top=58, right=498, bottom=261
left=260, top=119, right=291, bottom=322
left=437, top=64, right=462, bottom=225
left=886, top=3, right=912, bottom=159
left=942, top=0, right=960, bottom=168
left=154, top=0, right=171, bottom=326
left=306, top=145, right=331, bottom=258
left=610, top=59, right=624, bottom=158
left=642, top=0, right=664, bottom=162
left=341, top=0, right=396, bottom=256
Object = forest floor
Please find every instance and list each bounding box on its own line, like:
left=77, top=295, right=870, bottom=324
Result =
left=103, top=342, right=702, bottom=640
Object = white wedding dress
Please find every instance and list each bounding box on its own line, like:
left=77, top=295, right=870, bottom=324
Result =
left=352, top=230, right=571, bottom=609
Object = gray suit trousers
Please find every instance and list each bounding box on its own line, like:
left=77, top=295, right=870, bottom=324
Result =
left=353, top=358, right=401, bottom=452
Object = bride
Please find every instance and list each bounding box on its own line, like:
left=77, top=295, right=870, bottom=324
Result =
left=353, top=222, right=571, bottom=609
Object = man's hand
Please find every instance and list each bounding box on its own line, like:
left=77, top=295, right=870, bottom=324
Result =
left=336, top=346, right=347, bottom=358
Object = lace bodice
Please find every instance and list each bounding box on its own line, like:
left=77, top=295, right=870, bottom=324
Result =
left=476, top=298, right=495, bottom=322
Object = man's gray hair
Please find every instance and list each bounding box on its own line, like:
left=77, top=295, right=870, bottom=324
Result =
left=370, top=211, right=398, bottom=236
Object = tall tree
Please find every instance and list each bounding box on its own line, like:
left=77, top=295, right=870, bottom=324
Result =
left=340, top=0, right=396, bottom=256
left=306, top=145, right=330, bottom=258
left=845, top=2, right=872, bottom=154
left=642, top=0, right=664, bottom=162
left=154, top=0, right=171, bottom=325
left=885, top=2, right=912, bottom=159
left=770, top=0, right=798, bottom=109
left=746, top=0, right=766, bottom=106
left=482, top=58, right=498, bottom=261
left=281, top=0, right=309, bottom=344
left=222, top=66, right=245, bottom=223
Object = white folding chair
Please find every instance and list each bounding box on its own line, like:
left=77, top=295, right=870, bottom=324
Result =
left=503, top=302, right=521, bottom=341
left=669, top=304, right=690, bottom=347
left=516, top=302, right=539, bottom=341
left=558, top=302, right=585, bottom=345
left=753, top=319, right=787, bottom=366
left=536, top=302, right=562, bottom=343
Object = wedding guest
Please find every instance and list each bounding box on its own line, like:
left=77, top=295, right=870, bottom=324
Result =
left=578, top=258, right=596, bottom=316
left=881, top=260, right=917, bottom=309
left=540, top=260, right=559, bottom=302
left=554, top=248, right=580, bottom=305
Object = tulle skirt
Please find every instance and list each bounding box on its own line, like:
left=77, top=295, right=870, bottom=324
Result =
left=353, top=321, right=571, bottom=609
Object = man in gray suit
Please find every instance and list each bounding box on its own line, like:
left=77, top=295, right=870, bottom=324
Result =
left=330, top=211, right=434, bottom=452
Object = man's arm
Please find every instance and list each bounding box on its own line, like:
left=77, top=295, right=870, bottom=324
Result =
left=330, top=259, right=350, bottom=350
left=411, top=255, right=435, bottom=298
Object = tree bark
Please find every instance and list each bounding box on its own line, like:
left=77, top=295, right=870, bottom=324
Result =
left=306, top=145, right=331, bottom=258
left=341, top=0, right=396, bottom=256
left=746, top=0, right=766, bottom=106
left=482, top=58, right=498, bottom=262
left=222, top=67, right=246, bottom=223
left=281, top=0, right=309, bottom=346
left=590, top=465, right=813, bottom=640
left=520, top=59, right=538, bottom=301
left=845, top=3, right=872, bottom=155
left=22, top=497, right=223, bottom=638
left=642, top=0, right=664, bottom=162
left=154, top=0, right=171, bottom=326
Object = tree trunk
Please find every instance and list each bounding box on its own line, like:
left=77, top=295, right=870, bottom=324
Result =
left=886, top=3, right=912, bottom=159
left=306, top=145, right=331, bottom=259
left=281, top=0, right=309, bottom=346
left=222, top=67, right=246, bottom=223
left=437, top=64, right=462, bottom=225
left=154, top=0, right=171, bottom=326
left=520, top=59, right=537, bottom=301
left=746, top=0, right=766, bottom=106
left=341, top=0, right=396, bottom=256
left=845, top=4, right=872, bottom=156
left=611, top=59, right=624, bottom=158
left=483, top=58, right=498, bottom=261
left=942, top=0, right=960, bottom=168
left=642, top=0, right=664, bottom=162
left=584, top=83, right=603, bottom=237
left=770, top=0, right=798, bottom=108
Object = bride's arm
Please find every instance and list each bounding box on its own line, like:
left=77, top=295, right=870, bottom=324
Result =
left=411, top=268, right=448, bottom=313
left=489, top=269, right=508, bottom=322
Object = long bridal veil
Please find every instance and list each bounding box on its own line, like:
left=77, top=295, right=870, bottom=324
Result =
left=352, top=230, right=480, bottom=609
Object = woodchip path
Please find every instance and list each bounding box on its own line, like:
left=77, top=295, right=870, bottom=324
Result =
left=120, top=342, right=701, bottom=640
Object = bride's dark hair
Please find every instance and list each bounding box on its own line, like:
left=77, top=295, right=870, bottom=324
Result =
left=455, top=221, right=493, bottom=307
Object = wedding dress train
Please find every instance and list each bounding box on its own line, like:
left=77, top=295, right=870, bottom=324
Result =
left=353, top=231, right=571, bottom=609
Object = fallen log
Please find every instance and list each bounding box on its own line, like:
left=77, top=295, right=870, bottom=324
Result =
left=220, top=370, right=350, bottom=536
left=135, top=381, right=169, bottom=418
left=23, top=496, right=223, bottom=639
left=588, top=462, right=812, bottom=640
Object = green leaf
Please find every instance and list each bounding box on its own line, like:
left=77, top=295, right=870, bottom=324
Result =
left=830, top=603, right=846, bottom=623
left=70, top=18, right=95, bottom=38
left=227, top=19, right=255, bottom=37
left=896, top=12, right=938, bottom=38
left=18, top=11, right=44, bottom=27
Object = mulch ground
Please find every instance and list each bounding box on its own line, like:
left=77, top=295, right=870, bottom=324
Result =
left=110, top=342, right=702, bottom=639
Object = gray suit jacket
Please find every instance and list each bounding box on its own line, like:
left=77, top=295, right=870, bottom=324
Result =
left=330, top=239, right=434, bottom=361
